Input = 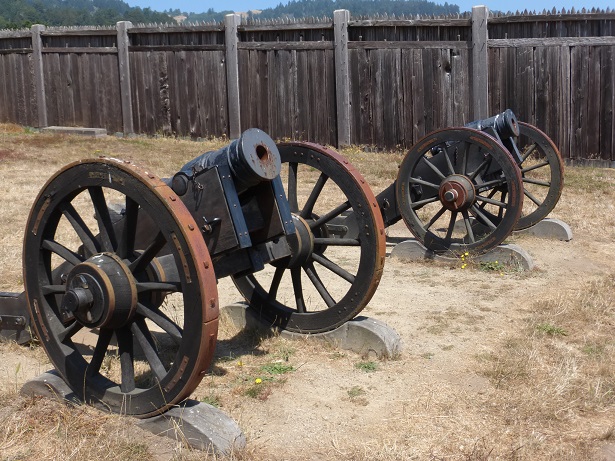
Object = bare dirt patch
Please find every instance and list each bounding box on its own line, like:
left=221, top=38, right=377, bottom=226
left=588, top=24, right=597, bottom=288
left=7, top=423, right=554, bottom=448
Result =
left=0, top=128, right=614, bottom=460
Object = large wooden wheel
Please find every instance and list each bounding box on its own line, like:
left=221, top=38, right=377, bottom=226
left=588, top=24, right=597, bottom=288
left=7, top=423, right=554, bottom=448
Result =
left=396, top=128, right=524, bottom=255
left=233, top=142, right=386, bottom=333
left=23, top=158, right=218, bottom=417
left=513, top=122, right=565, bottom=230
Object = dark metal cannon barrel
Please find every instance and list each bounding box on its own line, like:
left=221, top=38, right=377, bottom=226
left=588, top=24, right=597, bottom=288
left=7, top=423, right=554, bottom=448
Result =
left=465, top=108, right=520, bottom=140
left=171, top=128, right=281, bottom=196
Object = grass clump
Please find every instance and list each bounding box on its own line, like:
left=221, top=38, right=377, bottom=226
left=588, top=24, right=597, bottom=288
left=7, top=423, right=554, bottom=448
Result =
left=536, top=322, right=568, bottom=336
left=355, top=361, right=378, bottom=372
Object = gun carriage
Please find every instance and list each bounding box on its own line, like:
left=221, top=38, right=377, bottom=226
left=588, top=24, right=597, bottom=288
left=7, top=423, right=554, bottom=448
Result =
left=1, top=128, right=385, bottom=417
left=0, top=110, right=562, bottom=418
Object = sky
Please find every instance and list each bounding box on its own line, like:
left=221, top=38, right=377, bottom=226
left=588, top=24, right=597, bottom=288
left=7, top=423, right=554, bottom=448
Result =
left=126, top=0, right=613, bottom=15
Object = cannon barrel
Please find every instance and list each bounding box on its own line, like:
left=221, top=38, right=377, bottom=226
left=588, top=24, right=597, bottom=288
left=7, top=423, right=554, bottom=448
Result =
left=171, top=128, right=281, bottom=196
left=465, top=109, right=519, bottom=140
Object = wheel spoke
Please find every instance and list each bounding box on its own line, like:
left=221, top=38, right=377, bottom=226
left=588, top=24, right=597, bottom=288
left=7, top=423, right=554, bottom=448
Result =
left=88, top=187, right=117, bottom=252
left=522, top=177, right=551, bottom=187
left=462, top=210, right=476, bottom=243
left=300, top=173, right=328, bottom=219
left=309, top=201, right=351, bottom=230
left=118, top=197, right=139, bottom=259
left=57, top=321, right=83, bottom=343
left=136, top=281, right=181, bottom=293
left=524, top=188, right=543, bottom=207
left=420, top=155, right=446, bottom=180
left=86, top=328, right=114, bottom=377
left=475, top=194, right=507, bottom=208
left=290, top=268, right=306, bottom=313
left=304, top=263, right=335, bottom=308
left=42, top=239, right=84, bottom=266
left=136, top=303, right=182, bottom=345
left=407, top=177, right=440, bottom=190
left=410, top=196, right=440, bottom=209
left=477, top=178, right=508, bottom=190
left=287, top=163, right=299, bottom=213
left=60, top=202, right=100, bottom=256
left=116, top=327, right=136, bottom=393
left=443, top=145, right=456, bottom=175
left=461, top=141, right=472, bottom=175
left=268, top=266, right=285, bottom=302
left=131, top=319, right=167, bottom=382
left=468, top=157, right=491, bottom=180
left=41, top=284, right=66, bottom=295
left=521, top=142, right=537, bottom=162
left=128, top=232, right=167, bottom=274
left=470, top=205, right=497, bottom=231
left=424, top=206, right=447, bottom=231
left=444, top=211, right=458, bottom=244
left=521, top=161, right=550, bottom=174
left=312, top=252, right=355, bottom=284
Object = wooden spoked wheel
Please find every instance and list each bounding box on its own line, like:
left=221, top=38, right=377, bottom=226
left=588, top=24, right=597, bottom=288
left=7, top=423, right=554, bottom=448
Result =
left=513, top=122, right=564, bottom=230
left=23, top=158, right=218, bottom=417
left=395, top=128, right=524, bottom=255
left=233, top=142, right=386, bottom=333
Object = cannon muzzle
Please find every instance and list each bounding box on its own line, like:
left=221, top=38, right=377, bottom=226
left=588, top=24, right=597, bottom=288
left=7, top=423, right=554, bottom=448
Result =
left=465, top=109, right=519, bottom=140
left=171, top=128, right=281, bottom=196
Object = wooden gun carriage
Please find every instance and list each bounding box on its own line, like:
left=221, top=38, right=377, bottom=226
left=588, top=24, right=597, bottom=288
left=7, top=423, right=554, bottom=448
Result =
left=0, top=110, right=563, bottom=417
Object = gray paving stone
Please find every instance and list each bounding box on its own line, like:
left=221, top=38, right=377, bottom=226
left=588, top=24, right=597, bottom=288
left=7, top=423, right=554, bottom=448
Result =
left=221, top=302, right=402, bottom=359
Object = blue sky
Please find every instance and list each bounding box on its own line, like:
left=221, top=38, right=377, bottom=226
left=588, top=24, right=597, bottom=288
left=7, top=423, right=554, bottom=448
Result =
left=127, top=0, right=613, bottom=14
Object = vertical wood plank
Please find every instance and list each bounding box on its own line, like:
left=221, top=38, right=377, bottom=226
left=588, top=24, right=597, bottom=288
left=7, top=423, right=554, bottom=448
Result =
left=225, top=13, right=241, bottom=139
left=117, top=21, right=134, bottom=134
left=31, top=24, right=47, bottom=128
left=334, top=9, right=351, bottom=147
left=472, top=6, right=489, bottom=119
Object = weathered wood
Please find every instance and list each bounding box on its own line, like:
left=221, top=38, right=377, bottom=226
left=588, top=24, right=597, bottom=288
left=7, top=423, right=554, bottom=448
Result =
left=31, top=24, right=47, bottom=128
left=42, top=47, right=117, bottom=54
left=129, top=45, right=225, bottom=52
left=349, top=41, right=471, bottom=50
left=41, top=29, right=117, bottom=37
left=349, top=19, right=471, bottom=27
left=225, top=13, right=241, bottom=139
left=334, top=9, right=351, bottom=147
left=489, top=36, right=615, bottom=47
left=117, top=21, right=134, bottom=134
left=239, top=23, right=333, bottom=32
left=471, top=6, right=489, bottom=120
left=238, top=42, right=333, bottom=50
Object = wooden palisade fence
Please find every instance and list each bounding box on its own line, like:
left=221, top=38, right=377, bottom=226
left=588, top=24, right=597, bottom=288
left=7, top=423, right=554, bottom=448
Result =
left=0, top=7, right=613, bottom=163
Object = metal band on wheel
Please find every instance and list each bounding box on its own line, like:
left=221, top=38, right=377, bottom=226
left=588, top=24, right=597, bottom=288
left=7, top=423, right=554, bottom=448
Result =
left=23, top=158, right=218, bottom=417
left=233, top=142, right=386, bottom=333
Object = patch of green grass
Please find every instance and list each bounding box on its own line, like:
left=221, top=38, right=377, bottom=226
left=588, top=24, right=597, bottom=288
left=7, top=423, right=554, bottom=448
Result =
left=347, top=386, right=366, bottom=398
left=200, top=394, right=221, bottom=407
left=536, top=322, right=568, bottom=336
left=355, top=361, right=378, bottom=372
left=260, top=362, right=294, bottom=375
left=479, top=260, right=505, bottom=272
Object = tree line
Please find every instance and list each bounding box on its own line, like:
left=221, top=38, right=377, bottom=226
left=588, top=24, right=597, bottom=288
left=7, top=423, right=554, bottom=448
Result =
left=0, top=0, right=461, bottom=29
left=0, top=0, right=171, bottom=28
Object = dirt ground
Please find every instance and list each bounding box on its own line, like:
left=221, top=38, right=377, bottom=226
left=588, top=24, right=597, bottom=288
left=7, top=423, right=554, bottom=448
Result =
left=0, top=128, right=614, bottom=460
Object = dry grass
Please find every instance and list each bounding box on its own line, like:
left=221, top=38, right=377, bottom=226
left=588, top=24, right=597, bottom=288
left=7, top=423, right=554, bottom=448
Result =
left=1, top=125, right=615, bottom=460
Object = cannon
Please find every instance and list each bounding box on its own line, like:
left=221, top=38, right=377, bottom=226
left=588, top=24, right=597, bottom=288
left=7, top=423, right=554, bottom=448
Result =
left=1, top=128, right=385, bottom=417
left=217, top=112, right=562, bottom=337
left=370, top=110, right=564, bottom=254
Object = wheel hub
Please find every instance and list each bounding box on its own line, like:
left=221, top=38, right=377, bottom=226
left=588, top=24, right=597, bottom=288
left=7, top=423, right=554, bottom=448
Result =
left=439, top=175, right=476, bottom=211
left=62, top=253, right=137, bottom=328
left=285, top=214, right=314, bottom=269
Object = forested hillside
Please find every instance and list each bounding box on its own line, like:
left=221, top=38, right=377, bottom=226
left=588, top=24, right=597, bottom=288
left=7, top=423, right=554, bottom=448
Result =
left=0, top=0, right=171, bottom=28
left=178, top=0, right=459, bottom=23
left=0, top=0, right=460, bottom=29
